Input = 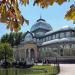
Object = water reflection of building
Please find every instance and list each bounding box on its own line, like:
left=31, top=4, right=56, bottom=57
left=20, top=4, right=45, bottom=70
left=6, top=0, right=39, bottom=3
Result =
left=13, top=17, right=75, bottom=64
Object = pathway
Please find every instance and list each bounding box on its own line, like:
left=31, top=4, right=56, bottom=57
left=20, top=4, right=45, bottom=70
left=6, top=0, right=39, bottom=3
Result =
left=58, top=64, right=75, bottom=75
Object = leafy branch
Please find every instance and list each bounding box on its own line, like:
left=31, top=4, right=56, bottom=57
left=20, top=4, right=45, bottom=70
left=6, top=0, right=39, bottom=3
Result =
left=0, top=0, right=75, bottom=32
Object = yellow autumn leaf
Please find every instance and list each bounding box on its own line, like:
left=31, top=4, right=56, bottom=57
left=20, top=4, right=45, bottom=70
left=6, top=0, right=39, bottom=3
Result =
left=65, top=5, right=75, bottom=24
left=56, top=0, right=67, bottom=5
left=1, top=4, right=7, bottom=22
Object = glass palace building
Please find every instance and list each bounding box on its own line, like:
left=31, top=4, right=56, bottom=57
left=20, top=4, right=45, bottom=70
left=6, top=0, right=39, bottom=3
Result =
left=13, top=18, right=75, bottom=64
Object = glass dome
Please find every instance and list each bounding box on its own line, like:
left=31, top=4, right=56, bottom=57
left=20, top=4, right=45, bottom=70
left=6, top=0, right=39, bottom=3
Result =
left=30, top=18, right=53, bottom=32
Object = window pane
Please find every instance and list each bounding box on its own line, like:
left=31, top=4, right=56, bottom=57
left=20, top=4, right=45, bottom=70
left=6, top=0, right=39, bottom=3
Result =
left=66, top=32, right=71, bottom=37
left=49, top=36, right=51, bottom=40
left=53, top=34, right=56, bottom=39
left=60, top=33, right=65, bottom=38
left=56, top=33, right=59, bottom=39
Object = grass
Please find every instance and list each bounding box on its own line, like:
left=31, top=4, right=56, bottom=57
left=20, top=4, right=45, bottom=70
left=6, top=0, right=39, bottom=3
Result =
left=0, top=65, right=58, bottom=75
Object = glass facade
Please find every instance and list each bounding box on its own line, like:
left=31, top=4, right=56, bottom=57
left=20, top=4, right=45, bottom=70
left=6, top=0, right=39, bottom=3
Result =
left=25, top=33, right=33, bottom=42
left=66, top=32, right=71, bottom=37
left=60, top=32, right=65, bottom=38
left=33, top=38, right=36, bottom=42
left=36, top=31, right=45, bottom=36
left=37, top=39, right=39, bottom=42
left=71, top=32, right=75, bottom=37
left=52, top=34, right=56, bottom=39
left=64, top=44, right=70, bottom=49
left=49, top=36, right=51, bottom=40
left=46, top=36, right=49, bottom=41
left=14, top=18, right=75, bottom=63
left=56, top=33, right=59, bottom=39
left=71, top=44, right=75, bottom=48
left=43, top=38, right=45, bottom=42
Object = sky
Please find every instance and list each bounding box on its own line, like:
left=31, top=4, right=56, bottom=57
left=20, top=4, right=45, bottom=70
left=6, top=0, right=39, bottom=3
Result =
left=0, top=0, right=75, bottom=38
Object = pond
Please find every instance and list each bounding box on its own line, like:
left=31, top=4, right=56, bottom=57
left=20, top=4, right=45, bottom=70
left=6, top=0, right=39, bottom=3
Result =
left=0, top=65, right=59, bottom=75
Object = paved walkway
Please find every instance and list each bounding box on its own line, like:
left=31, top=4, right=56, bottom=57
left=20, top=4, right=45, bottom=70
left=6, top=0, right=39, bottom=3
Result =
left=58, top=64, right=75, bottom=75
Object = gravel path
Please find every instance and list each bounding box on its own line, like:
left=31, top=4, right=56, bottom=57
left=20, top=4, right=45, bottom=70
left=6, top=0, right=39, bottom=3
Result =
left=58, top=64, right=75, bottom=75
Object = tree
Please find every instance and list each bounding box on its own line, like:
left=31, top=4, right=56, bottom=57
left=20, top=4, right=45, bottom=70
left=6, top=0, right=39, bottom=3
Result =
left=0, top=0, right=29, bottom=32
left=14, top=32, right=23, bottom=46
left=0, top=0, right=74, bottom=32
left=1, top=33, right=15, bottom=46
left=1, top=32, right=24, bottom=46
left=0, top=43, right=13, bottom=61
left=1, top=34, right=9, bottom=43
left=8, top=32, right=15, bottom=46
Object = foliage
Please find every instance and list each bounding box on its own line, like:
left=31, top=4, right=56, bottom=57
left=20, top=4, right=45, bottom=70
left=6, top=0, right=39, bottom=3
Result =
left=1, top=32, right=24, bottom=46
left=14, top=32, right=23, bottom=46
left=0, top=0, right=29, bottom=32
left=0, top=43, right=13, bottom=61
left=33, top=0, right=68, bottom=8
left=0, top=0, right=75, bottom=32
left=65, top=4, right=75, bottom=24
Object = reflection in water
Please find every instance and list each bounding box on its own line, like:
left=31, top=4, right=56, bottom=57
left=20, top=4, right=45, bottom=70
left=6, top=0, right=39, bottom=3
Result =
left=15, top=68, right=18, bottom=75
left=0, top=67, right=58, bottom=75
left=0, top=68, right=18, bottom=75
left=0, top=68, right=8, bottom=75
left=0, top=68, right=46, bottom=75
left=5, top=69, right=8, bottom=75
